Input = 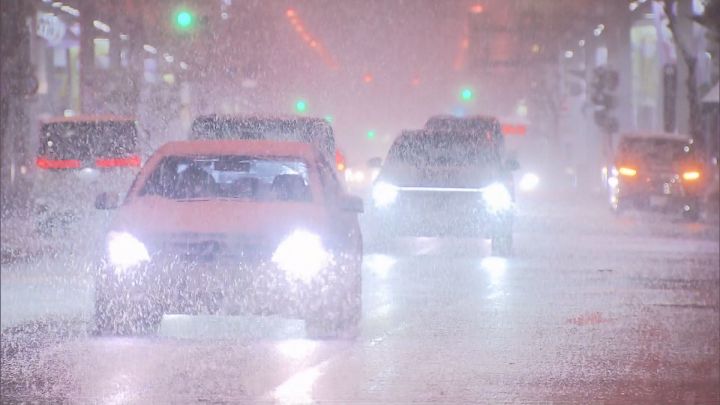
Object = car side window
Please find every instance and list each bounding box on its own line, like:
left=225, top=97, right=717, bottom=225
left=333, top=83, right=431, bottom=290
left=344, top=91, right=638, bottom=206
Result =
left=317, top=157, right=343, bottom=205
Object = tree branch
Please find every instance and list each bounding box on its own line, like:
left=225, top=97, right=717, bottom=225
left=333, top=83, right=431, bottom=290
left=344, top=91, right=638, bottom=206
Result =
left=663, top=0, right=693, bottom=62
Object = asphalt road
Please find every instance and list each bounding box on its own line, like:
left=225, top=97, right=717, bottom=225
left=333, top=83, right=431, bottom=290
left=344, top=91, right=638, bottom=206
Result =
left=1, top=192, right=718, bottom=404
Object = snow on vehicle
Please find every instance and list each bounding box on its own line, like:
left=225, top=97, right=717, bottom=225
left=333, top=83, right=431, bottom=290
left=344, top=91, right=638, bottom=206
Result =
left=93, top=140, right=364, bottom=337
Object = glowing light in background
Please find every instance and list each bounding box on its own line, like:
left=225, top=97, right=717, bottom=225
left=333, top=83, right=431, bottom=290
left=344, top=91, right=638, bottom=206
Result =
left=295, top=99, right=307, bottom=113
left=365, top=254, right=397, bottom=279
left=470, top=4, right=484, bottom=13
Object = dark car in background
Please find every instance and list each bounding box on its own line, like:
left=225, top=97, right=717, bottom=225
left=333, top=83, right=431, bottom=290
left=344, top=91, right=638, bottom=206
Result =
left=424, top=114, right=505, bottom=156
left=367, top=129, right=518, bottom=255
left=31, top=116, right=142, bottom=236
left=608, top=133, right=707, bottom=220
left=189, top=114, right=339, bottom=169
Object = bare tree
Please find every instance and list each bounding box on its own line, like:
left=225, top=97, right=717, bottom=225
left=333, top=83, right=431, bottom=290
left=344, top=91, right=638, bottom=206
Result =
left=662, top=0, right=715, bottom=152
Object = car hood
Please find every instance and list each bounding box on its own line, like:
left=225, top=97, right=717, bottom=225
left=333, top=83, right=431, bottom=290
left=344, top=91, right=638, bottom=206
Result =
left=378, top=164, right=499, bottom=188
left=111, top=196, right=330, bottom=239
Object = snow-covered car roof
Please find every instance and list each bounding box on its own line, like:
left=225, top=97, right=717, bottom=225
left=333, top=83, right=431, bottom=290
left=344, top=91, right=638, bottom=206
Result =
left=40, top=115, right=136, bottom=124
left=618, top=132, right=691, bottom=142
left=153, top=140, right=320, bottom=161
left=426, top=114, right=499, bottom=121
left=193, top=113, right=330, bottom=125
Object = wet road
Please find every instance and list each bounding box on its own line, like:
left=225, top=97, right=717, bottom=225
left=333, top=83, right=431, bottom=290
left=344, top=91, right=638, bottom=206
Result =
left=2, top=193, right=719, bottom=404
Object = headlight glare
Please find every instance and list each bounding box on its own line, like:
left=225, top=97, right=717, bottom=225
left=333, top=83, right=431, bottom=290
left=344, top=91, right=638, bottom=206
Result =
left=372, top=182, right=399, bottom=207
left=272, top=230, right=332, bottom=283
left=107, top=231, right=149, bottom=271
left=483, top=183, right=513, bottom=213
left=519, top=172, right=540, bottom=192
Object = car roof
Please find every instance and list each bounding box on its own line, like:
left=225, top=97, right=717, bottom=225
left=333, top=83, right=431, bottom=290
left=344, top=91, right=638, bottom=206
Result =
left=619, top=132, right=690, bottom=142
left=194, top=114, right=329, bottom=125
left=154, top=140, right=319, bottom=160
left=426, top=114, right=499, bottom=123
left=40, top=115, right=136, bottom=124
left=395, top=128, right=494, bottom=143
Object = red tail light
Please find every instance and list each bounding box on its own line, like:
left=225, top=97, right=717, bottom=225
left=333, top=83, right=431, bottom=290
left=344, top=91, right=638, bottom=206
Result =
left=95, top=155, right=141, bottom=168
left=36, top=156, right=81, bottom=170
left=335, top=149, right=346, bottom=172
left=502, top=124, right=527, bottom=136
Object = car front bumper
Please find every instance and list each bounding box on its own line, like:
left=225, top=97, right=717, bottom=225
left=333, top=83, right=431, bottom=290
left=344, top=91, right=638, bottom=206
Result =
left=96, top=254, right=359, bottom=319
left=368, top=193, right=513, bottom=237
left=614, top=175, right=703, bottom=208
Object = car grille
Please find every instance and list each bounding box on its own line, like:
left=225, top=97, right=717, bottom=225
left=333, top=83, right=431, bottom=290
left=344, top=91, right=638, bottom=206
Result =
left=149, top=233, right=275, bottom=263
left=397, top=188, right=483, bottom=213
left=646, top=173, right=681, bottom=195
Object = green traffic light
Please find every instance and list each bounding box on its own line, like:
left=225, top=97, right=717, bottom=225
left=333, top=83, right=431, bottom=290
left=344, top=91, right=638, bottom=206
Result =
left=175, top=10, right=194, bottom=29
left=324, top=115, right=333, bottom=123
left=366, top=130, right=376, bottom=139
left=295, top=100, right=307, bottom=113
left=461, top=88, right=473, bottom=101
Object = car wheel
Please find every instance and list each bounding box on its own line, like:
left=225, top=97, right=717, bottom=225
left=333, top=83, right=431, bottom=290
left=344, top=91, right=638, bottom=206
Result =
left=93, top=280, right=162, bottom=336
left=306, top=271, right=362, bottom=340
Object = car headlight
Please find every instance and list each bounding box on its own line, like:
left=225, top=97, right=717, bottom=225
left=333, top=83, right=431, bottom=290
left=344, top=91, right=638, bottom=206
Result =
left=107, top=231, right=149, bottom=271
left=519, top=172, right=540, bottom=192
left=372, top=182, right=399, bottom=207
left=345, top=168, right=367, bottom=184
left=482, top=182, right=513, bottom=213
left=272, top=230, right=333, bottom=283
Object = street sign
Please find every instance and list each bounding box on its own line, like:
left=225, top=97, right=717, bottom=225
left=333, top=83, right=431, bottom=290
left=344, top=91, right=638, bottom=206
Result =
left=36, top=13, right=66, bottom=46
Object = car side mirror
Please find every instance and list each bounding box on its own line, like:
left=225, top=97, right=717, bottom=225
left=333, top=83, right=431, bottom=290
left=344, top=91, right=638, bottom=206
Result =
left=505, top=158, right=520, bottom=171
left=339, top=194, right=364, bottom=213
left=95, top=191, right=120, bottom=210
left=367, top=157, right=383, bottom=169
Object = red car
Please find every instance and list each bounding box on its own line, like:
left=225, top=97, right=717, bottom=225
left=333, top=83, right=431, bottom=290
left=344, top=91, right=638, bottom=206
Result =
left=94, top=140, right=364, bottom=337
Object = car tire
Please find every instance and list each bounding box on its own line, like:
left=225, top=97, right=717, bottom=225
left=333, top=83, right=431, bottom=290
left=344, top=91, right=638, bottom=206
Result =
left=93, top=280, right=162, bottom=336
left=305, top=270, right=362, bottom=340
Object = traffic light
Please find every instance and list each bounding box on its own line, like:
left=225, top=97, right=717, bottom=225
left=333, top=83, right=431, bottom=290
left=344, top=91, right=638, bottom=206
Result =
left=460, top=87, right=473, bottom=101
left=295, top=99, right=307, bottom=113
left=366, top=130, right=376, bottom=139
left=173, top=9, right=196, bottom=31
left=590, top=67, right=619, bottom=134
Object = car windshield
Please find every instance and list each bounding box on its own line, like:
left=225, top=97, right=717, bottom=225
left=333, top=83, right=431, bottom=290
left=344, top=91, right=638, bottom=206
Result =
left=139, top=155, right=311, bottom=201
left=388, top=132, right=499, bottom=167
left=618, top=138, right=693, bottom=163
left=39, top=121, right=137, bottom=160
